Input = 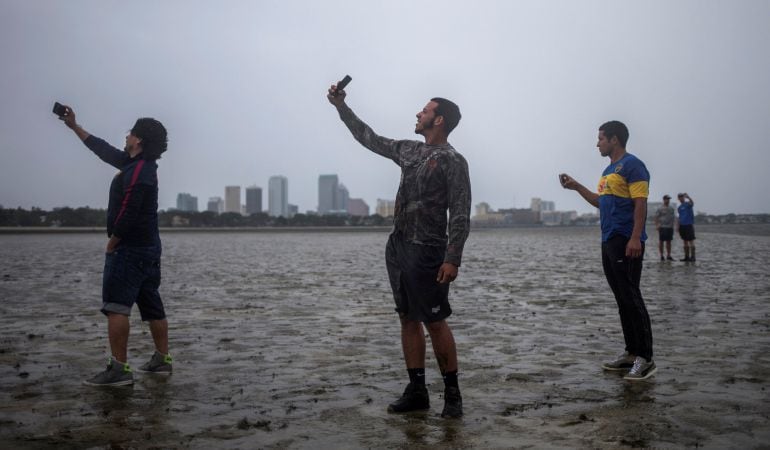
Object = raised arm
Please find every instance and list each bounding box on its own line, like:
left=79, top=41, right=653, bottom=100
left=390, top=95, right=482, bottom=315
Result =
left=60, top=105, right=91, bottom=142
left=327, top=85, right=402, bottom=163
left=59, top=105, right=128, bottom=169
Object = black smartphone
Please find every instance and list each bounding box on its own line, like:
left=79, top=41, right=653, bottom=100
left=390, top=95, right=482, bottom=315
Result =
left=333, top=75, right=352, bottom=96
left=53, top=102, right=67, bottom=116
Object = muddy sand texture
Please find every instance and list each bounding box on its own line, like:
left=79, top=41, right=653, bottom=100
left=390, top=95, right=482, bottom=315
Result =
left=1, top=227, right=769, bottom=449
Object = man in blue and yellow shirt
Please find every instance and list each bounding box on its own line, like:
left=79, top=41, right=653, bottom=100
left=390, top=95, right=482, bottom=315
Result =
left=560, top=121, right=656, bottom=381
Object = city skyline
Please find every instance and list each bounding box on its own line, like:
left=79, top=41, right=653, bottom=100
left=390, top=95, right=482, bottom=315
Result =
left=181, top=173, right=370, bottom=216
left=2, top=2, right=769, bottom=216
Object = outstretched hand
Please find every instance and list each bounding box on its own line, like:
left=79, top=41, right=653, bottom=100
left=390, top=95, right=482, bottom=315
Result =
left=559, top=173, right=579, bottom=190
left=437, top=262, right=458, bottom=284
left=59, top=104, right=78, bottom=129
left=58, top=104, right=90, bottom=141
left=326, top=84, right=346, bottom=107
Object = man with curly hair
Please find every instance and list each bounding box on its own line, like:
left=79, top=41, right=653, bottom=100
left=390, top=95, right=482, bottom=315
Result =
left=59, top=105, right=172, bottom=386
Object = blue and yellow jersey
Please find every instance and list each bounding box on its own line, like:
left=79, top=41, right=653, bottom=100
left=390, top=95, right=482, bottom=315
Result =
left=597, top=153, right=649, bottom=242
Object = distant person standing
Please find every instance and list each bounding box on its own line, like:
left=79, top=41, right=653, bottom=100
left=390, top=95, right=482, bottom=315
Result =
left=327, top=83, right=471, bottom=418
left=654, top=195, right=676, bottom=261
left=676, top=193, right=696, bottom=262
left=58, top=104, right=172, bottom=386
left=559, top=120, right=656, bottom=381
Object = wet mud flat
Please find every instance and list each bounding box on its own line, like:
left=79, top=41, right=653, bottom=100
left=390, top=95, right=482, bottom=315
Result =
left=1, top=227, right=769, bottom=449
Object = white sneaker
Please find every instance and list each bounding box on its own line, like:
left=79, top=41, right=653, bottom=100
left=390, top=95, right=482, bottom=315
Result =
left=624, top=357, right=657, bottom=380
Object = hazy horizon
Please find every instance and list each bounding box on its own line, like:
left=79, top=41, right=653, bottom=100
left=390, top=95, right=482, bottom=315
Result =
left=3, top=193, right=769, bottom=219
left=2, top=1, right=769, bottom=215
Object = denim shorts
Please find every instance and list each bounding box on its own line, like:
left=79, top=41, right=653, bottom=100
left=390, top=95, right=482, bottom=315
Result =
left=385, top=232, right=451, bottom=323
left=102, top=246, right=165, bottom=321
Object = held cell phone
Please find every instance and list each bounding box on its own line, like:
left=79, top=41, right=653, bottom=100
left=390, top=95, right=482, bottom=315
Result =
left=333, top=75, right=352, bottom=96
left=53, top=102, right=67, bottom=117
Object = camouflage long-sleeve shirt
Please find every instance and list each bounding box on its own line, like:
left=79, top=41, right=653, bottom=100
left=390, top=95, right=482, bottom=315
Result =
left=337, top=104, right=471, bottom=266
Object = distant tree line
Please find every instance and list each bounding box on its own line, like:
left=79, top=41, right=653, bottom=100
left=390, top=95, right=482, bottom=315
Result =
left=158, top=210, right=390, bottom=227
left=0, top=206, right=390, bottom=228
left=695, top=213, right=770, bottom=225
left=3, top=206, right=768, bottom=228
left=0, top=206, right=106, bottom=227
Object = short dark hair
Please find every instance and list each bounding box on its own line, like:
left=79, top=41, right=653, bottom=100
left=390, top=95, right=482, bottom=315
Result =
left=599, top=120, right=629, bottom=147
left=131, top=118, right=168, bottom=160
left=431, top=97, right=461, bottom=135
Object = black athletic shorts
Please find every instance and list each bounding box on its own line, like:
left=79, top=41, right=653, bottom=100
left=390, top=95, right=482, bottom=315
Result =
left=385, top=232, right=451, bottom=323
left=658, top=227, right=674, bottom=242
left=678, top=224, right=696, bottom=241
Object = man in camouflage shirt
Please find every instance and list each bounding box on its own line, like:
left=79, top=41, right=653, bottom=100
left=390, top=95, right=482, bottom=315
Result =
left=328, top=83, right=471, bottom=418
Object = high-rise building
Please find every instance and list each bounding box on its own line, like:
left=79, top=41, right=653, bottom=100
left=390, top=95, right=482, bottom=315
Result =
left=336, top=183, right=349, bottom=213
left=268, top=176, right=289, bottom=217
left=225, top=186, right=241, bottom=214
left=245, top=185, right=263, bottom=215
left=348, top=198, right=369, bottom=216
left=319, top=175, right=352, bottom=215
left=376, top=199, right=396, bottom=217
left=207, top=197, right=224, bottom=214
left=176, top=193, right=198, bottom=212
left=288, top=204, right=298, bottom=218
left=318, top=174, right=339, bottom=215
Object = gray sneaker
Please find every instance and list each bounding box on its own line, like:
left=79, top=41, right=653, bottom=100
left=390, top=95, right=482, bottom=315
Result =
left=83, top=358, right=134, bottom=386
left=602, top=351, right=636, bottom=371
left=137, top=351, right=172, bottom=374
left=624, top=357, right=657, bottom=380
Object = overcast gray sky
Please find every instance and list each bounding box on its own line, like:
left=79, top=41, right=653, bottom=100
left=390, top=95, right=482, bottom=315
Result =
left=2, top=0, right=769, bottom=215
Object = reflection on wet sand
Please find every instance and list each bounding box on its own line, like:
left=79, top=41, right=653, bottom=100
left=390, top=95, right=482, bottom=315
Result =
left=1, top=226, right=769, bottom=448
